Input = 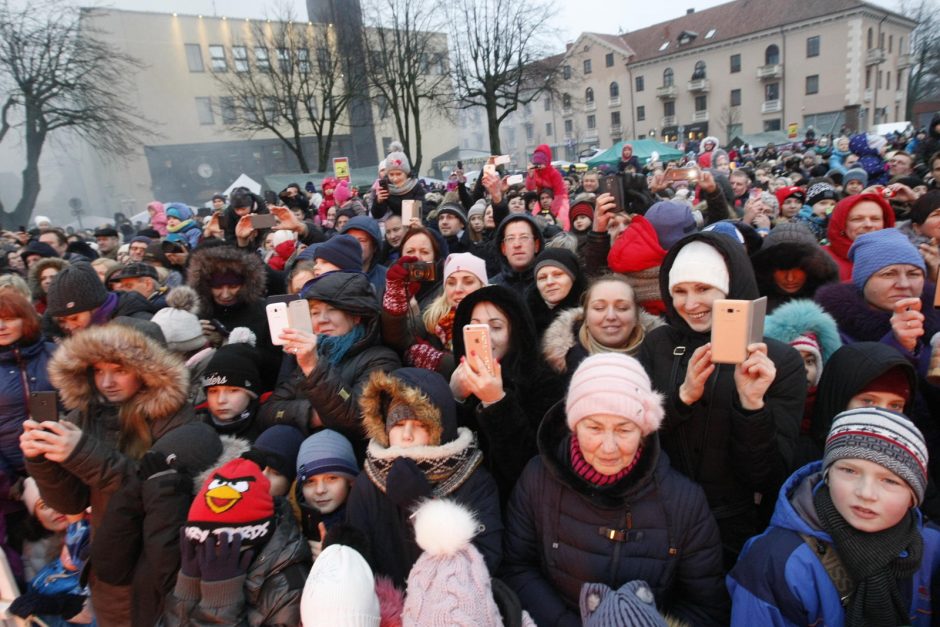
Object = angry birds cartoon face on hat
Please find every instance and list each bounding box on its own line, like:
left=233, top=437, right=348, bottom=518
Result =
left=185, top=458, right=275, bottom=547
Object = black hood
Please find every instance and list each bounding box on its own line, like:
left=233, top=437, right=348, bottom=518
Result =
left=494, top=213, right=546, bottom=269
left=659, top=231, right=759, bottom=336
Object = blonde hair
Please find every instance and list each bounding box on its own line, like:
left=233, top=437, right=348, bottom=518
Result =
left=422, top=291, right=452, bottom=337
left=578, top=274, right=645, bottom=354
left=0, top=275, right=31, bottom=300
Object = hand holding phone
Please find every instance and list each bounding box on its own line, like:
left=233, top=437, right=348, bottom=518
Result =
left=663, top=166, right=701, bottom=183
left=403, top=261, right=436, bottom=282
left=401, top=199, right=421, bottom=225
left=28, top=391, right=58, bottom=423
left=463, top=324, right=496, bottom=376
left=267, top=297, right=313, bottom=346
left=601, top=174, right=625, bottom=212
left=710, top=297, right=767, bottom=364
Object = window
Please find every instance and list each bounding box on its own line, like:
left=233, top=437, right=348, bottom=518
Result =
left=564, top=119, right=573, bottom=134
left=806, top=75, right=819, bottom=95
left=195, top=97, right=214, bottom=125
left=867, top=27, right=874, bottom=49
left=298, top=48, right=310, bottom=74
left=694, top=95, right=707, bottom=111
left=220, top=97, right=236, bottom=124
left=705, top=28, right=716, bottom=39
left=692, top=60, right=706, bottom=80
left=263, top=97, right=278, bottom=121
left=563, top=93, right=572, bottom=110
left=886, top=71, right=891, bottom=89
left=606, top=52, right=614, bottom=67
left=765, top=82, right=780, bottom=101
left=255, top=47, right=270, bottom=72
left=897, top=71, right=903, bottom=90
left=765, top=45, right=779, bottom=66
left=900, top=36, right=905, bottom=54
left=543, top=97, right=551, bottom=111
left=635, top=75, right=644, bottom=92
left=563, top=65, right=571, bottom=79
left=609, top=81, right=619, bottom=100
left=664, top=101, right=675, bottom=117
left=545, top=122, right=553, bottom=136
left=807, top=36, right=820, bottom=57
left=375, top=95, right=388, bottom=120
left=583, top=59, right=592, bottom=74
left=878, top=70, right=883, bottom=89
left=879, top=32, right=885, bottom=49
left=587, top=114, right=596, bottom=129
left=730, top=89, right=741, bottom=107
left=232, top=46, right=248, bottom=72
left=585, top=87, right=594, bottom=105
left=637, top=105, right=645, bottom=121
left=659, top=41, right=670, bottom=51
left=525, top=123, right=534, bottom=140
left=866, top=68, right=872, bottom=89
left=730, top=53, right=741, bottom=73
left=764, top=119, right=782, bottom=132
left=317, top=48, right=330, bottom=73
left=611, top=111, right=621, bottom=126
left=209, top=45, right=226, bottom=72
left=663, top=67, right=674, bottom=87
left=243, top=96, right=258, bottom=123
left=185, top=44, right=204, bottom=72
left=277, top=47, right=290, bottom=72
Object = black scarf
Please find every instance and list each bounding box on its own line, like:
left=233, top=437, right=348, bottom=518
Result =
left=813, top=483, right=923, bottom=626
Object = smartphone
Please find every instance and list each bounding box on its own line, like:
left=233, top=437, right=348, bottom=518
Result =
left=249, top=213, right=277, bottom=229
left=379, top=177, right=389, bottom=191
left=492, top=155, right=511, bottom=167
left=456, top=160, right=463, bottom=170
left=267, top=298, right=313, bottom=345
left=401, top=199, right=421, bottom=224
left=506, top=174, right=524, bottom=186
left=663, top=166, right=701, bottom=183
left=463, top=324, right=496, bottom=376
left=404, top=261, right=437, bottom=282
left=710, top=297, right=768, bottom=364
left=28, top=391, right=58, bottom=423
left=749, top=187, right=762, bottom=200
left=601, top=174, right=625, bottom=212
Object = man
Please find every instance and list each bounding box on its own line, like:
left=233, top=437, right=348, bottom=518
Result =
left=127, top=236, right=151, bottom=263
left=19, top=241, right=58, bottom=269
left=38, top=229, right=68, bottom=258
left=435, top=202, right=471, bottom=254
left=339, top=215, right=388, bottom=298
left=111, top=262, right=167, bottom=309
left=94, top=226, right=121, bottom=260
left=211, top=193, right=226, bottom=212
left=889, top=151, right=915, bottom=179
left=729, top=170, right=752, bottom=216
left=491, top=213, right=544, bottom=296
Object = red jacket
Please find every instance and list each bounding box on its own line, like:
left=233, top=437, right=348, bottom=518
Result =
left=525, top=144, right=570, bottom=229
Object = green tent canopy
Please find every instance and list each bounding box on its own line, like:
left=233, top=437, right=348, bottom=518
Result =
left=584, top=139, right=685, bottom=168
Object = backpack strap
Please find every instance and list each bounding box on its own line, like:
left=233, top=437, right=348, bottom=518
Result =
left=799, top=532, right=855, bottom=607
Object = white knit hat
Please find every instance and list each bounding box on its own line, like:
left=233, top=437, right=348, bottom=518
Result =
left=151, top=286, right=206, bottom=353
left=667, top=240, right=730, bottom=295
left=443, top=252, right=488, bottom=286
left=565, top=354, right=664, bottom=436
left=301, top=544, right=380, bottom=627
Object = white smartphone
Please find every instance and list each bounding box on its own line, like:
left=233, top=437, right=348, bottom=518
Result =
left=710, top=297, right=767, bottom=364
left=267, top=302, right=291, bottom=346
left=287, top=299, right=313, bottom=335
left=401, top=199, right=420, bottom=224
left=506, top=174, right=524, bottom=186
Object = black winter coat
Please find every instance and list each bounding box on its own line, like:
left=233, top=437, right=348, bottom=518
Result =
left=502, top=403, right=729, bottom=627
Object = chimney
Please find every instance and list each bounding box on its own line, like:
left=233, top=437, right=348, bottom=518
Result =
left=687, top=8, right=694, bottom=14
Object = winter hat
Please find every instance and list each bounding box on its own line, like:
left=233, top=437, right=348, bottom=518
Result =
left=849, top=228, right=925, bottom=290
left=580, top=580, right=667, bottom=627
left=862, top=365, right=912, bottom=401
left=569, top=193, right=595, bottom=223
left=111, top=262, right=158, bottom=281
left=270, top=229, right=297, bottom=249
left=531, top=147, right=551, bottom=166
left=19, top=241, right=58, bottom=265
left=644, top=201, right=696, bottom=250
left=45, top=262, right=108, bottom=317
left=22, top=477, right=40, bottom=516
left=565, top=354, right=664, bottom=436
left=297, top=429, right=359, bottom=483
left=667, top=240, right=730, bottom=295
left=467, top=200, right=486, bottom=220
left=151, top=286, right=205, bottom=353
left=443, top=252, right=488, bottom=286
left=805, top=183, right=838, bottom=208
left=129, top=235, right=152, bottom=247
left=402, top=499, right=504, bottom=626
left=151, top=422, right=223, bottom=476
left=253, top=425, right=306, bottom=482
left=165, top=203, right=193, bottom=221
left=184, top=458, right=275, bottom=547
left=909, top=190, right=940, bottom=225
left=385, top=151, right=411, bottom=174
left=201, top=343, right=261, bottom=396
left=823, top=407, right=928, bottom=505
left=791, top=332, right=823, bottom=386
left=533, top=248, right=579, bottom=282
left=775, top=186, right=806, bottom=207
left=334, top=181, right=352, bottom=206
left=301, top=544, right=380, bottom=627
left=315, top=234, right=363, bottom=272
left=843, top=167, right=869, bottom=187
left=437, top=202, right=468, bottom=226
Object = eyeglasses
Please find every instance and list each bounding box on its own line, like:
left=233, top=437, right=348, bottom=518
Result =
left=503, top=235, right=534, bottom=245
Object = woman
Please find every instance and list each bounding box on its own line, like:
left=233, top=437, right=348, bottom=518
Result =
left=382, top=252, right=487, bottom=378
left=369, top=151, right=426, bottom=219
left=27, top=257, right=68, bottom=315
left=503, top=354, right=729, bottom=626
left=751, top=222, right=839, bottom=312
left=525, top=248, right=587, bottom=339
left=637, top=232, right=806, bottom=566
left=21, top=323, right=194, bottom=625
left=825, top=193, right=895, bottom=281
left=543, top=273, right=662, bottom=381
left=383, top=225, right=448, bottom=313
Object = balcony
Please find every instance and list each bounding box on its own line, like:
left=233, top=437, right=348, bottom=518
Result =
left=608, top=98, right=621, bottom=107
left=761, top=99, right=781, bottom=114
left=585, top=101, right=596, bottom=112
left=656, top=84, right=678, bottom=100
left=866, top=47, right=886, bottom=65
left=584, top=131, right=599, bottom=143
left=757, top=64, right=783, bottom=80
left=898, top=53, right=912, bottom=69
left=692, top=110, right=709, bottom=122
left=687, top=78, right=710, bottom=93
left=662, top=115, right=676, bottom=126
left=863, top=89, right=873, bottom=102
left=610, top=125, right=622, bottom=135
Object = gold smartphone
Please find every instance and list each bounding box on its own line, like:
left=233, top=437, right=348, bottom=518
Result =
left=710, top=297, right=767, bottom=364
left=463, top=324, right=495, bottom=375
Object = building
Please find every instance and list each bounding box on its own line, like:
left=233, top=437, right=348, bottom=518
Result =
left=500, top=0, right=915, bottom=166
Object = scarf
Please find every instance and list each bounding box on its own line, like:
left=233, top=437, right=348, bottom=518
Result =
left=813, top=482, right=923, bottom=626
left=569, top=435, right=641, bottom=487
left=364, top=430, right=483, bottom=498
left=316, top=325, right=366, bottom=367
left=435, top=308, right=456, bottom=348
left=167, top=218, right=195, bottom=234
left=578, top=320, right=644, bottom=356
left=389, top=177, right=418, bottom=196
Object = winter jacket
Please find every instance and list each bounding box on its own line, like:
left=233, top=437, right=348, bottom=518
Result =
left=915, top=113, right=940, bottom=166
left=369, top=179, right=427, bottom=220
left=42, top=290, right=157, bottom=339
left=728, top=461, right=940, bottom=626
left=751, top=223, right=839, bottom=312
left=524, top=259, right=586, bottom=340
left=525, top=145, right=570, bottom=229
left=824, top=193, right=896, bottom=281
left=164, top=499, right=311, bottom=627
left=637, top=232, right=806, bottom=558
left=0, top=339, right=56, bottom=475
left=164, top=203, right=203, bottom=250
left=502, top=402, right=729, bottom=627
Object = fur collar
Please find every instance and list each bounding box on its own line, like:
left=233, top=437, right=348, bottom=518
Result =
left=366, top=426, right=476, bottom=463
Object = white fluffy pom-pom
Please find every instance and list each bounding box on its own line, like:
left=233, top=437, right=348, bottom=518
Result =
left=226, top=327, right=256, bottom=347
left=165, top=285, right=200, bottom=314
left=412, top=499, right=479, bottom=557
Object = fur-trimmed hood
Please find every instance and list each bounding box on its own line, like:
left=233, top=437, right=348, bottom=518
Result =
left=186, top=245, right=267, bottom=315
left=752, top=223, right=839, bottom=311
left=359, top=368, right=457, bottom=448
left=48, top=323, right=190, bottom=424
left=763, top=299, right=842, bottom=363
left=27, top=257, right=69, bottom=298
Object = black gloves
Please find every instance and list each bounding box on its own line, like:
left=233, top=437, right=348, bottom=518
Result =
left=385, top=458, right=432, bottom=510
left=9, top=591, right=85, bottom=619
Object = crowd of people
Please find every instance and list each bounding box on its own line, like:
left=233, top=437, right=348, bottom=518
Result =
left=0, top=121, right=939, bottom=625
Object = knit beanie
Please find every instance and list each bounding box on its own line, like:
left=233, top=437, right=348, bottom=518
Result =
left=533, top=248, right=579, bottom=282
left=443, top=252, right=488, bottom=286
left=301, top=544, right=380, bottom=627
left=437, top=202, right=468, bottom=226
left=151, top=286, right=206, bottom=353
left=580, top=580, right=667, bottom=627
left=297, top=429, right=359, bottom=483
left=467, top=200, right=486, bottom=220
left=849, top=228, right=925, bottom=290
left=201, top=343, right=261, bottom=396
left=806, top=183, right=839, bottom=208
left=254, top=425, right=306, bottom=482
left=565, top=354, right=664, bottom=436
left=910, top=190, right=940, bottom=225
left=334, top=181, right=352, bottom=206
left=862, top=366, right=912, bottom=401
left=774, top=186, right=806, bottom=207
left=667, top=240, right=730, bottom=295
left=569, top=200, right=595, bottom=224
left=45, top=262, right=108, bottom=318
left=843, top=167, right=869, bottom=187
left=645, top=201, right=697, bottom=251
left=790, top=332, right=823, bottom=386
left=151, top=422, right=223, bottom=476
left=184, top=458, right=275, bottom=547
left=385, top=151, right=411, bottom=174
left=402, top=499, right=504, bottom=626
left=823, top=407, right=928, bottom=505
left=315, top=234, right=363, bottom=272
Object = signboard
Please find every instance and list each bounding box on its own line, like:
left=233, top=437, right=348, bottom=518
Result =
left=333, top=157, right=350, bottom=182
left=787, top=123, right=799, bottom=139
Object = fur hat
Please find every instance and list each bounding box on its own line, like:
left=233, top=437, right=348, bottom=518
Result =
left=185, top=457, right=274, bottom=548
left=443, top=252, right=488, bottom=286
left=151, top=286, right=206, bottom=353
left=764, top=299, right=842, bottom=367
left=45, top=262, right=108, bottom=317
left=301, top=544, right=380, bottom=627
left=580, top=580, right=667, bottom=627
left=667, top=240, right=730, bottom=295
left=849, top=228, right=925, bottom=290
left=297, top=429, right=359, bottom=483
left=565, top=354, right=664, bottom=436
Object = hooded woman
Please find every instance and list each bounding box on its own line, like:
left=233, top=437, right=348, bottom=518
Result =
left=525, top=248, right=587, bottom=340
left=825, top=193, right=895, bottom=281
left=751, top=222, right=840, bottom=312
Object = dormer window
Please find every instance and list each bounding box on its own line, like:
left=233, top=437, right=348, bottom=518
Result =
left=678, top=30, right=698, bottom=45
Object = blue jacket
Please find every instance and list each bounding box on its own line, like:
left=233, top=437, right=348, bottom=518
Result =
left=728, top=461, right=940, bottom=626
left=0, top=341, right=56, bottom=474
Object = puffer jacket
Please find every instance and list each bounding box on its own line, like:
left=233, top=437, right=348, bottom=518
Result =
left=502, top=402, right=729, bottom=627
left=728, top=462, right=940, bottom=626
left=164, top=499, right=311, bottom=627
left=0, top=339, right=56, bottom=475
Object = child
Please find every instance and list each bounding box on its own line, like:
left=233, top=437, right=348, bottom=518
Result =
left=200, top=342, right=265, bottom=441
left=253, top=425, right=305, bottom=497
left=728, top=407, right=940, bottom=626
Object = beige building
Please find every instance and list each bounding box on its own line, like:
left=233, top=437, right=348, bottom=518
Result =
left=500, top=0, right=915, bottom=166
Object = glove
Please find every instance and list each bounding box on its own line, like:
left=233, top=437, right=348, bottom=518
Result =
left=179, top=528, right=200, bottom=579
left=199, top=532, right=253, bottom=582
left=383, top=256, right=421, bottom=315
left=405, top=342, right=445, bottom=372
left=385, top=457, right=432, bottom=510
left=9, top=591, right=86, bottom=619
left=138, top=450, right=172, bottom=480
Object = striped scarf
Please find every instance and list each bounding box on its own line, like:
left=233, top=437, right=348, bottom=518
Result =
left=569, top=435, right=642, bottom=487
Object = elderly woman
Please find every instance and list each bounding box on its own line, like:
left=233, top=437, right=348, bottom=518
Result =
left=503, top=354, right=728, bottom=626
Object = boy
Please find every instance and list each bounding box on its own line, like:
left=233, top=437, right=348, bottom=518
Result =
left=253, top=425, right=305, bottom=497
left=200, top=343, right=264, bottom=441
left=728, top=407, right=940, bottom=626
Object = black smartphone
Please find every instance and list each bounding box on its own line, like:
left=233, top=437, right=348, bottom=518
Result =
left=379, top=177, right=389, bottom=191
left=404, top=261, right=437, bottom=282
left=28, top=391, right=58, bottom=423
left=300, top=504, right=324, bottom=541
left=601, top=174, right=625, bottom=212
left=456, top=160, right=463, bottom=170
left=209, top=319, right=230, bottom=337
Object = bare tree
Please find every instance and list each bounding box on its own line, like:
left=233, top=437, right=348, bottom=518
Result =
left=361, top=0, right=451, bottom=174
left=0, top=2, right=152, bottom=228
left=716, top=105, right=742, bottom=144
left=902, top=0, right=940, bottom=119
left=212, top=9, right=357, bottom=173
left=447, top=0, right=562, bottom=155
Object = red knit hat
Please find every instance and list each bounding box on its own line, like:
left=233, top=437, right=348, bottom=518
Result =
left=184, top=458, right=275, bottom=548
left=862, top=366, right=912, bottom=402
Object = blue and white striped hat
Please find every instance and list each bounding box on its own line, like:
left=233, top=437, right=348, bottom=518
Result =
left=296, top=429, right=359, bottom=483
